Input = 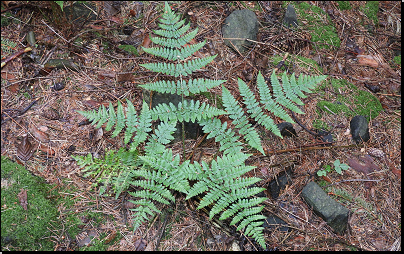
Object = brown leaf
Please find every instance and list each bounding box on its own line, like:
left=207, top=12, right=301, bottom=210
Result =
left=29, top=124, right=49, bottom=142
left=17, top=188, right=28, bottom=210
left=357, top=55, right=379, bottom=68
left=141, top=33, right=152, bottom=48
left=17, top=135, right=36, bottom=161
left=347, top=155, right=380, bottom=175
left=133, top=237, right=147, bottom=251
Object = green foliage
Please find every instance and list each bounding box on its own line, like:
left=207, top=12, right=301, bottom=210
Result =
left=1, top=38, right=17, bottom=57
left=1, top=156, right=59, bottom=250
left=74, top=2, right=328, bottom=249
left=118, top=44, right=139, bottom=56
left=72, top=148, right=140, bottom=199
left=317, top=160, right=349, bottom=177
left=393, top=55, right=401, bottom=65
left=363, top=1, right=379, bottom=25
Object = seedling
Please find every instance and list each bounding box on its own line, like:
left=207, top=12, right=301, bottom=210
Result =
left=317, top=159, right=350, bottom=176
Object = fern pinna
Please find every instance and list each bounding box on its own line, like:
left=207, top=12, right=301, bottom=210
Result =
left=73, top=2, right=328, bottom=249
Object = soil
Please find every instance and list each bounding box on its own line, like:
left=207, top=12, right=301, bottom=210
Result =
left=1, top=1, right=401, bottom=251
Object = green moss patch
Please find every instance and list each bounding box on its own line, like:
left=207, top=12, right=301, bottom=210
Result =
left=294, top=2, right=341, bottom=50
left=316, top=79, right=383, bottom=120
left=362, top=1, right=379, bottom=25
left=393, top=55, right=401, bottom=65
left=1, top=156, right=59, bottom=250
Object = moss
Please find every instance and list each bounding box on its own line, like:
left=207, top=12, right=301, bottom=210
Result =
left=1, top=156, right=59, bottom=250
left=363, top=1, right=379, bottom=25
left=312, top=119, right=330, bottom=131
left=271, top=55, right=323, bottom=73
left=337, top=2, right=352, bottom=10
left=316, top=79, right=383, bottom=120
left=393, top=55, right=401, bottom=65
left=294, top=2, right=341, bottom=50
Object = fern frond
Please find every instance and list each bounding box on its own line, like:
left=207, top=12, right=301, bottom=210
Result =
left=270, top=70, right=304, bottom=114
left=130, top=102, right=153, bottom=149
left=155, top=19, right=189, bottom=37
left=222, top=86, right=264, bottom=154
left=149, top=28, right=198, bottom=49
left=256, top=72, right=295, bottom=123
left=198, top=117, right=243, bottom=155
left=112, top=101, right=125, bottom=138
left=151, top=100, right=226, bottom=123
left=185, top=152, right=267, bottom=249
left=139, top=149, right=190, bottom=193
left=129, top=198, right=162, bottom=231
left=238, top=78, right=282, bottom=138
left=140, top=55, right=215, bottom=77
left=140, top=78, right=225, bottom=96
left=142, top=41, right=205, bottom=61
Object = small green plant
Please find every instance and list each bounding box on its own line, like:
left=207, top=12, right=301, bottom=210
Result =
left=393, top=55, right=401, bottom=65
left=317, top=159, right=349, bottom=176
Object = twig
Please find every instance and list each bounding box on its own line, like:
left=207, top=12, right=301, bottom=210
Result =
left=41, top=20, right=68, bottom=43
left=324, top=178, right=384, bottom=187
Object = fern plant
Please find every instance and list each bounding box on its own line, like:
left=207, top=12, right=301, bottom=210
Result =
left=73, top=2, right=327, bottom=249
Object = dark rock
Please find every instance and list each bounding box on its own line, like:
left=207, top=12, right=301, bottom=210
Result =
left=222, top=9, right=258, bottom=54
left=277, top=122, right=297, bottom=137
left=143, top=90, right=203, bottom=141
left=283, top=4, right=298, bottom=27
left=316, top=129, right=333, bottom=144
left=350, top=115, right=370, bottom=143
left=263, top=215, right=289, bottom=232
left=64, top=2, right=98, bottom=26
left=302, top=181, right=350, bottom=234
left=267, top=166, right=293, bottom=199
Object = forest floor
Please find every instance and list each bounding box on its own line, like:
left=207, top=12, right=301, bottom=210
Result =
left=1, top=1, right=401, bottom=251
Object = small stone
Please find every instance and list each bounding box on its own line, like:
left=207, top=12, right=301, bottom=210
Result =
left=277, top=122, right=297, bottom=137
left=283, top=4, right=298, bottom=27
left=350, top=115, right=370, bottom=143
left=222, top=9, right=258, bottom=54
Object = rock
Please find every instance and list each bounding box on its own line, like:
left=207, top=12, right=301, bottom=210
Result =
left=263, top=215, right=290, bottom=232
left=283, top=4, right=298, bottom=27
left=302, top=181, right=350, bottom=234
left=222, top=9, right=258, bottom=54
left=350, top=115, right=370, bottom=143
left=267, top=166, right=293, bottom=199
left=277, top=122, right=297, bottom=137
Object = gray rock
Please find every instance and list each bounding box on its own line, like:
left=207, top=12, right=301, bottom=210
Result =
left=350, top=115, right=370, bottom=143
left=222, top=9, right=258, bottom=54
left=302, top=181, right=350, bottom=234
left=283, top=4, right=298, bottom=27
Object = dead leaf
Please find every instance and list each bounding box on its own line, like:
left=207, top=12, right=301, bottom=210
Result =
left=133, top=237, right=147, bottom=251
left=347, top=154, right=380, bottom=175
left=17, top=188, right=28, bottom=210
left=29, top=123, right=49, bottom=142
left=38, top=144, right=56, bottom=156
left=357, top=55, right=379, bottom=68
left=17, top=135, right=36, bottom=161
left=141, top=33, right=152, bottom=48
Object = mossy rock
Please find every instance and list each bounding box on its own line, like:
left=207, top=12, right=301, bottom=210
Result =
left=1, top=156, right=59, bottom=250
left=316, top=79, right=383, bottom=120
